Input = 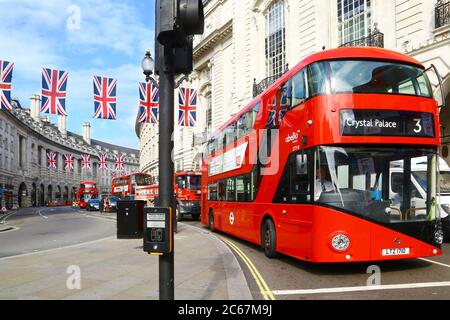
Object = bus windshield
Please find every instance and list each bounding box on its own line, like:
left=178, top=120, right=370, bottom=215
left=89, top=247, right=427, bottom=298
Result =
left=81, top=183, right=95, bottom=189
left=327, top=60, right=432, bottom=98
left=413, top=171, right=450, bottom=194
left=187, top=175, right=201, bottom=190
left=315, top=146, right=438, bottom=223
left=135, top=174, right=152, bottom=186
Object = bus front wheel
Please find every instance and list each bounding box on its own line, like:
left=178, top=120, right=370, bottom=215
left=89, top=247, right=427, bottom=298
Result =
left=263, top=219, right=278, bottom=258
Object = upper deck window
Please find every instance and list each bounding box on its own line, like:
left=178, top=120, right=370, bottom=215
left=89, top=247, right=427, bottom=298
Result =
left=328, top=60, right=432, bottom=98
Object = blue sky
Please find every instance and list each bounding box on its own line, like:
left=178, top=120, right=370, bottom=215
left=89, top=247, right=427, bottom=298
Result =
left=0, top=0, right=155, bottom=149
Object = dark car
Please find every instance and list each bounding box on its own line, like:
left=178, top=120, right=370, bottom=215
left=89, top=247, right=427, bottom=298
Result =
left=86, top=199, right=100, bottom=211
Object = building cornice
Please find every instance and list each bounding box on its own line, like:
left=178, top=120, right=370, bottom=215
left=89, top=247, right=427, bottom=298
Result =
left=193, top=19, right=233, bottom=61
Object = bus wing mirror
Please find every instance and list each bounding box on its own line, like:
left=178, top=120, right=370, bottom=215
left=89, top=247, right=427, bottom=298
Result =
left=427, top=64, right=446, bottom=109
left=296, top=154, right=307, bottom=175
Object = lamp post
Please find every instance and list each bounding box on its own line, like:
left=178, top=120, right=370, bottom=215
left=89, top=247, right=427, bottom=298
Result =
left=141, top=50, right=155, bottom=83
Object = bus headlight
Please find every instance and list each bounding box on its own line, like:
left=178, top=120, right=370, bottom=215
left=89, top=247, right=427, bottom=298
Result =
left=330, top=233, right=351, bottom=252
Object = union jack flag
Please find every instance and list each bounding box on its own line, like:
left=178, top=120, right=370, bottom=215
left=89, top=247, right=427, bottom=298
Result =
left=268, top=87, right=290, bottom=127
left=82, top=154, right=91, bottom=170
left=93, top=76, right=117, bottom=120
left=0, top=60, right=14, bottom=111
left=40, top=68, right=68, bottom=116
left=178, top=87, right=197, bottom=127
left=47, top=152, right=57, bottom=169
left=115, top=154, right=124, bottom=171
left=138, top=82, right=159, bottom=124
left=98, top=153, right=107, bottom=171
left=64, top=153, right=74, bottom=171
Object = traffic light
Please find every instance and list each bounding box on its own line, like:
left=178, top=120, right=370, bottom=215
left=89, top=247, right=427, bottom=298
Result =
left=156, top=0, right=204, bottom=48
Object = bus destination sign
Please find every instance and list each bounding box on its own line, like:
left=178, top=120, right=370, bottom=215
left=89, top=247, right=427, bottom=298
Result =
left=340, top=109, right=435, bottom=137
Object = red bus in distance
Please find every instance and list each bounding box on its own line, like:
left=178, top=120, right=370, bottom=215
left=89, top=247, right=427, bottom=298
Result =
left=111, top=173, right=153, bottom=199
left=174, top=171, right=202, bottom=221
left=76, top=181, right=98, bottom=209
left=201, top=47, right=445, bottom=263
left=135, top=172, right=202, bottom=221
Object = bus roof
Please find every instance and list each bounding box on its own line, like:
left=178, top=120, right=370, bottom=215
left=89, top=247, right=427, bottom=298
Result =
left=208, top=47, right=425, bottom=141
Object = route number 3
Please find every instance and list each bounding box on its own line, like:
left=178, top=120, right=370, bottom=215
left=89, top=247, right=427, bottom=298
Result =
left=413, top=118, right=422, bottom=133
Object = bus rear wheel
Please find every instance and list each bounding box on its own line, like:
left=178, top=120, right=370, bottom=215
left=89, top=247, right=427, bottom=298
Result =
left=209, top=211, right=215, bottom=232
left=263, top=219, right=278, bottom=258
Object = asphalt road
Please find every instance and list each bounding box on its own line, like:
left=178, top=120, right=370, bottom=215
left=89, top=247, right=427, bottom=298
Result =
left=183, top=219, right=450, bottom=300
left=0, top=207, right=115, bottom=258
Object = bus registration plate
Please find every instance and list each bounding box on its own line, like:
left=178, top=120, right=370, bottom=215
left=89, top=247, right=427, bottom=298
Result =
left=381, top=248, right=410, bottom=256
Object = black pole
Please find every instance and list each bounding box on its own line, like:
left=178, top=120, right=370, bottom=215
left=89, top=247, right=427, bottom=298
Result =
left=158, top=44, right=175, bottom=300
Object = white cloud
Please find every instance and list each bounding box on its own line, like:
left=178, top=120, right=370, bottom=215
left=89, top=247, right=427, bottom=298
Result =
left=0, top=0, right=153, bottom=150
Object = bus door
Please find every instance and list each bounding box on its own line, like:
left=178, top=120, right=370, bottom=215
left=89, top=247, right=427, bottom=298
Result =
left=273, top=149, right=314, bottom=254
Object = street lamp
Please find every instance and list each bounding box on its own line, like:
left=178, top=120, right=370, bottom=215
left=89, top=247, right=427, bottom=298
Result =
left=141, top=50, right=155, bottom=83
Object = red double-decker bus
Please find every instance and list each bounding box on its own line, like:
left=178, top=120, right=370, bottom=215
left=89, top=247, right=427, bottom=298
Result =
left=76, top=181, right=98, bottom=209
left=111, top=173, right=153, bottom=199
left=174, top=171, right=202, bottom=221
left=201, top=47, right=445, bottom=263
left=135, top=172, right=202, bottom=220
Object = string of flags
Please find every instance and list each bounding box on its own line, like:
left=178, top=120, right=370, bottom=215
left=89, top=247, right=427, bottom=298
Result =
left=0, top=59, right=199, bottom=127
left=45, top=152, right=127, bottom=173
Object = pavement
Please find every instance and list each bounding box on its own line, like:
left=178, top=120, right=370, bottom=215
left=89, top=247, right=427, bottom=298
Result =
left=0, top=208, right=253, bottom=300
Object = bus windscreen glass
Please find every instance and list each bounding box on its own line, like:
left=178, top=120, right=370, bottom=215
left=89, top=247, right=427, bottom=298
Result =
left=328, top=60, right=432, bottom=98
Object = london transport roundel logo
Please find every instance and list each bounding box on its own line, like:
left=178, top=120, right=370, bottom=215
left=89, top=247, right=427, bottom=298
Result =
left=229, top=212, right=235, bottom=225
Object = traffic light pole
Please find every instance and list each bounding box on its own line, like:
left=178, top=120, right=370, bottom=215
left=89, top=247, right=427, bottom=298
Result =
left=158, top=45, right=175, bottom=300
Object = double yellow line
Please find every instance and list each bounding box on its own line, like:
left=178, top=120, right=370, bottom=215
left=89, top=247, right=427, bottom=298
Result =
left=220, top=237, right=276, bottom=300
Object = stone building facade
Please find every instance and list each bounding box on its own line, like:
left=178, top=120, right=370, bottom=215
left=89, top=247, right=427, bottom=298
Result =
left=139, top=0, right=450, bottom=173
left=0, top=95, right=139, bottom=209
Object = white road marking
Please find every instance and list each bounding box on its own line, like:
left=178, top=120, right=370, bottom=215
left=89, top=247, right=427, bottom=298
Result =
left=37, top=209, right=48, bottom=219
left=272, top=281, right=450, bottom=296
left=419, top=258, right=450, bottom=268
left=0, top=236, right=115, bottom=261
left=0, top=226, right=20, bottom=234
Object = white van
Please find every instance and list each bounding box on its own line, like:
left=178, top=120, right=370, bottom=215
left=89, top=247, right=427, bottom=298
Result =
left=390, top=156, right=450, bottom=242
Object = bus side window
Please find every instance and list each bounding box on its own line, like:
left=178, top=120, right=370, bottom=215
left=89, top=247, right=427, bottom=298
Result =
left=292, top=69, right=307, bottom=107
left=208, top=183, right=218, bottom=201
left=273, top=150, right=311, bottom=203
left=218, top=181, right=226, bottom=201
left=307, top=62, right=330, bottom=97
left=226, top=178, right=236, bottom=201
left=237, top=114, right=246, bottom=140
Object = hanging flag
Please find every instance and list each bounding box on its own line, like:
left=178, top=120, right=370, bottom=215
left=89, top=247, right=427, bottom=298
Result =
left=82, top=154, right=91, bottom=170
left=268, top=87, right=290, bottom=127
left=98, top=153, right=107, bottom=171
left=0, top=60, right=14, bottom=111
left=47, top=152, right=57, bottom=169
left=64, top=153, right=74, bottom=170
left=178, top=87, right=197, bottom=127
left=138, top=82, right=159, bottom=124
left=93, top=76, right=117, bottom=120
left=40, top=68, right=68, bottom=116
left=115, top=154, right=124, bottom=171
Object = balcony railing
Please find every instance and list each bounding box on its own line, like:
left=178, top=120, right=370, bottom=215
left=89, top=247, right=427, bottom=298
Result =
left=253, top=64, right=289, bottom=98
left=436, top=0, right=450, bottom=29
left=339, top=25, right=384, bottom=48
